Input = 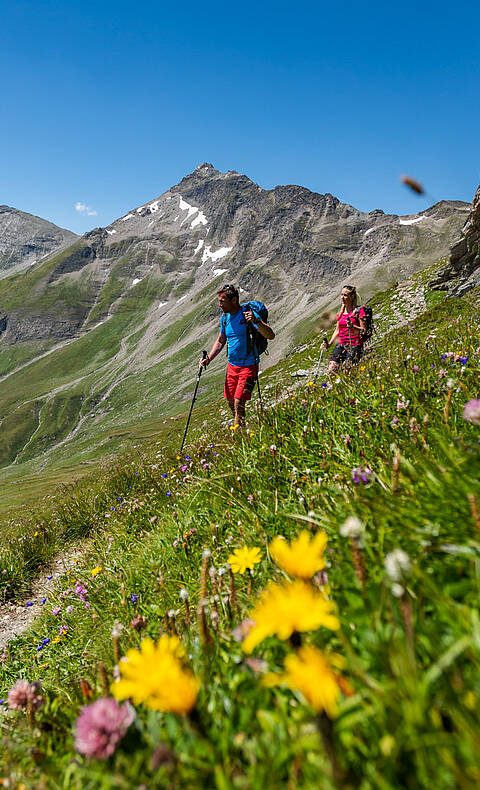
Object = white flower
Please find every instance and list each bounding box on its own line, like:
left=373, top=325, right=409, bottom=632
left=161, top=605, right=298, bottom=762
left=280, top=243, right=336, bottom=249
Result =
left=446, top=378, right=455, bottom=390
left=111, top=620, right=124, bottom=639
left=340, top=516, right=364, bottom=538
left=179, top=588, right=189, bottom=601
left=391, top=583, right=404, bottom=598
left=385, top=549, right=411, bottom=581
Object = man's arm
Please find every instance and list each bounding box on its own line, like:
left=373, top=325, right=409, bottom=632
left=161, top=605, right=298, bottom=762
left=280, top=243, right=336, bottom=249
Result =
left=244, top=311, right=275, bottom=340
left=200, top=333, right=226, bottom=367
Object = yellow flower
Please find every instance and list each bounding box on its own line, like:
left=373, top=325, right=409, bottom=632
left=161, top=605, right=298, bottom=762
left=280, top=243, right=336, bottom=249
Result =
left=263, top=646, right=343, bottom=718
left=360, top=365, right=366, bottom=371
left=228, top=546, right=262, bottom=574
left=112, top=636, right=199, bottom=713
left=269, top=531, right=328, bottom=579
left=33, top=531, right=39, bottom=537
left=90, top=566, right=102, bottom=576
left=242, top=580, right=339, bottom=653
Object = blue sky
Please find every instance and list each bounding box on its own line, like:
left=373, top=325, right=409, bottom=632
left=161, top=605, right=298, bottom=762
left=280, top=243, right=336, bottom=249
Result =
left=2, top=0, right=479, bottom=234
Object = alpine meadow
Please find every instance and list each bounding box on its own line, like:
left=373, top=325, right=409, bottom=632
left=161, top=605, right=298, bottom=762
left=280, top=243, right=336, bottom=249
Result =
left=0, top=163, right=479, bottom=788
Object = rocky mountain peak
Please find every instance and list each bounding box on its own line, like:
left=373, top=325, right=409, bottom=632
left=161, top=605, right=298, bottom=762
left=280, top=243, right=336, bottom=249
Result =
left=0, top=206, right=77, bottom=277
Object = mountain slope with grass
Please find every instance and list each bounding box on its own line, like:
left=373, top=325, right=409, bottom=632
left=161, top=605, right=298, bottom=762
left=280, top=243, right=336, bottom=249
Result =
left=0, top=167, right=470, bottom=493
left=0, top=271, right=479, bottom=788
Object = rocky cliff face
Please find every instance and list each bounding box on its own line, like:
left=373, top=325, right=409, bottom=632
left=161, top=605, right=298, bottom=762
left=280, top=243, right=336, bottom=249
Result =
left=430, top=185, right=480, bottom=296
left=0, top=206, right=77, bottom=277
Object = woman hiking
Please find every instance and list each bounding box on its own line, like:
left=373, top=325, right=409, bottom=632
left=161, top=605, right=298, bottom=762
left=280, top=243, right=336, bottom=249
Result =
left=322, top=285, right=367, bottom=374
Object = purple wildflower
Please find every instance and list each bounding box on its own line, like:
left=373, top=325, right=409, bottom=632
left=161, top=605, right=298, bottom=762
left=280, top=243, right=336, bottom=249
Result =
left=463, top=399, right=480, bottom=425
left=166, top=491, right=172, bottom=497
left=352, top=466, right=374, bottom=485
left=412, top=365, right=419, bottom=373
left=74, top=698, right=135, bottom=760
left=51, top=606, right=61, bottom=616
left=8, top=680, right=43, bottom=711
left=26, top=602, right=33, bottom=608
left=130, top=594, right=138, bottom=604
left=161, top=473, right=168, bottom=478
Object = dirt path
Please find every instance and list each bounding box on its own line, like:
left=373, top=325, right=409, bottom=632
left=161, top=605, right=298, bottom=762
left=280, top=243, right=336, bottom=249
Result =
left=0, top=545, right=86, bottom=650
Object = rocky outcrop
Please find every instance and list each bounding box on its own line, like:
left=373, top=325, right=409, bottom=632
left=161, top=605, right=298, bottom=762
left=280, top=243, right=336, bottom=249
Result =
left=0, top=206, right=77, bottom=276
left=430, top=185, right=480, bottom=295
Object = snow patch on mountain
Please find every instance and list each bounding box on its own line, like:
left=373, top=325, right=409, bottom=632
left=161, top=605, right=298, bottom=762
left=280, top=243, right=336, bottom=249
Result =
left=400, top=216, right=425, bottom=226
left=201, top=245, right=232, bottom=264
left=191, top=211, right=207, bottom=229
left=122, top=214, right=134, bottom=222
left=212, top=268, right=228, bottom=277
left=194, top=240, right=204, bottom=256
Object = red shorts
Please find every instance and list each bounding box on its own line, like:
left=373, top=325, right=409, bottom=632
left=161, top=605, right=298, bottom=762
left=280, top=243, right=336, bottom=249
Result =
left=224, top=363, right=257, bottom=402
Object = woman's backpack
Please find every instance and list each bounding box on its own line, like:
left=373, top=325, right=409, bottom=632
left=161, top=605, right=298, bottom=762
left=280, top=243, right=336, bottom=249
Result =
left=354, top=304, right=374, bottom=344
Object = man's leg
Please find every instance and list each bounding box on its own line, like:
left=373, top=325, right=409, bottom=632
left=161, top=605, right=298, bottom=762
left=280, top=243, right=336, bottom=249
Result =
left=227, top=398, right=235, bottom=416
left=233, top=398, right=246, bottom=427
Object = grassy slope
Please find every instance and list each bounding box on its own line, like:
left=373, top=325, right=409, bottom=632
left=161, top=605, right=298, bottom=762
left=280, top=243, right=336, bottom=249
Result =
left=0, top=280, right=479, bottom=787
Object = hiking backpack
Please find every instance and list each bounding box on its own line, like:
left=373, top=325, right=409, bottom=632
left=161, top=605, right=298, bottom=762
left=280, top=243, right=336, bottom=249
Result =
left=242, top=301, right=269, bottom=356
left=354, top=304, right=374, bottom=344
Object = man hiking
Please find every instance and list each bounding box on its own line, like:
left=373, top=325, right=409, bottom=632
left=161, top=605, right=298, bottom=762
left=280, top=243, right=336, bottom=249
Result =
left=199, top=284, right=275, bottom=427
left=322, top=285, right=367, bottom=374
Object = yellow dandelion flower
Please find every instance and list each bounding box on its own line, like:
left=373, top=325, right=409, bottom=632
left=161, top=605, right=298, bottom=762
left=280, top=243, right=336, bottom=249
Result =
left=228, top=546, right=262, bottom=574
left=306, top=381, right=315, bottom=387
left=90, top=566, right=102, bottom=577
left=112, top=635, right=199, bottom=714
left=269, top=531, right=328, bottom=579
left=242, top=580, right=339, bottom=653
left=263, top=646, right=343, bottom=718
left=33, top=531, right=39, bottom=537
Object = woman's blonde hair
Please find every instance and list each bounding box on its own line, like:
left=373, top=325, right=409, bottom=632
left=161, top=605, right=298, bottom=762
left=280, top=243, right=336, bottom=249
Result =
left=340, top=285, right=358, bottom=314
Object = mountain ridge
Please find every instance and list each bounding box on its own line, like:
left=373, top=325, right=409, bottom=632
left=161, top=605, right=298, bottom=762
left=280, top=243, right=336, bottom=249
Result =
left=0, top=205, right=77, bottom=279
left=0, top=165, right=472, bottom=476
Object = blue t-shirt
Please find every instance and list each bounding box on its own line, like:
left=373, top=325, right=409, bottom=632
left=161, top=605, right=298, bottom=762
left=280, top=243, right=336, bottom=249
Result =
left=220, top=309, right=259, bottom=366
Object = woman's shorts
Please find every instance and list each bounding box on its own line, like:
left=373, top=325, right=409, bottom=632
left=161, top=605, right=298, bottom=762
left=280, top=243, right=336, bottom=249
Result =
left=331, top=343, right=363, bottom=366
left=224, top=363, right=257, bottom=401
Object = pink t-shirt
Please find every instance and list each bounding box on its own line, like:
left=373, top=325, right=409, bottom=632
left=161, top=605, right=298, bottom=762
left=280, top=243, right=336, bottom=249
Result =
left=337, top=307, right=366, bottom=346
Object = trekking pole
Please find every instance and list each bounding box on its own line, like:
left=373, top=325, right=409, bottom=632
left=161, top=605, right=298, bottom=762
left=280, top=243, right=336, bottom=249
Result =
left=180, top=351, right=208, bottom=454
left=252, top=336, right=263, bottom=412
left=314, top=346, right=325, bottom=381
